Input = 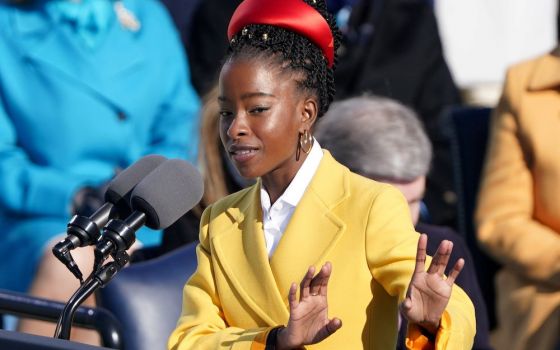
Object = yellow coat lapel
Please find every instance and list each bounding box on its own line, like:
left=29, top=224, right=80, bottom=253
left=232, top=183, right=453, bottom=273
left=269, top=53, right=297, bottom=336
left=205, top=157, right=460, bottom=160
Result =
left=270, top=151, right=349, bottom=300
left=211, top=183, right=289, bottom=325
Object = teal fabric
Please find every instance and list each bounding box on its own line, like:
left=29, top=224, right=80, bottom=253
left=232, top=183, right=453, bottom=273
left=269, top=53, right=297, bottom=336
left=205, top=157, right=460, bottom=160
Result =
left=0, top=0, right=201, bottom=292
left=47, top=0, right=113, bottom=48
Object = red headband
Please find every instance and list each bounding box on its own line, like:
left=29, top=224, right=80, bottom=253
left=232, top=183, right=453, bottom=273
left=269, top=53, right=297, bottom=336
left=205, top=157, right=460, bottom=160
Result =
left=227, top=0, right=335, bottom=68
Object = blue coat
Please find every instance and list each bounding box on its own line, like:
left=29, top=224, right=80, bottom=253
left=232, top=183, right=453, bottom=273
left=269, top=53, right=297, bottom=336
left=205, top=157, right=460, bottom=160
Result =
left=0, top=0, right=200, bottom=291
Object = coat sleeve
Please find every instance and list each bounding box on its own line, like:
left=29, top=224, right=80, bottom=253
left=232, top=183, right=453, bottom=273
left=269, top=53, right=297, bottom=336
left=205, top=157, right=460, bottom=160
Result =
left=0, top=98, right=89, bottom=217
left=168, top=205, right=274, bottom=350
left=365, top=185, right=475, bottom=350
left=475, top=67, right=560, bottom=287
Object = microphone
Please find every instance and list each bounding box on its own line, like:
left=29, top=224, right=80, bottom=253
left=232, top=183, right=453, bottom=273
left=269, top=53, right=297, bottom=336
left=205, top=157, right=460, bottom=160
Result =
left=53, top=155, right=167, bottom=281
left=93, top=159, right=204, bottom=267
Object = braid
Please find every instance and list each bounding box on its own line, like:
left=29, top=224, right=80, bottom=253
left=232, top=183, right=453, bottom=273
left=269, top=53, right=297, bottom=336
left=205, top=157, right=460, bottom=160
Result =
left=226, top=0, right=341, bottom=117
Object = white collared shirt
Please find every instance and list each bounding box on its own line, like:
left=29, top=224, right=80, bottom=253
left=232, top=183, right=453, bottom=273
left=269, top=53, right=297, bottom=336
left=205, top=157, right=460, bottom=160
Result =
left=260, top=140, right=323, bottom=257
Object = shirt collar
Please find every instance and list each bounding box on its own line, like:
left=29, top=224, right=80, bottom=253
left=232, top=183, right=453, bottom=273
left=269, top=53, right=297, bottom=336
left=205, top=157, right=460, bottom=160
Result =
left=261, top=139, right=323, bottom=212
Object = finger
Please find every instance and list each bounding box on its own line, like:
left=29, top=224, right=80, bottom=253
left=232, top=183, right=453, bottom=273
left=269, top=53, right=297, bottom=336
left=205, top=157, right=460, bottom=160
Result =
left=426, top=240, right=443, bottom=274
left=414, top=234, right=428, bottom=273
left=309, top=265, right=324, bottom=297
left=300, top=266, right=315, bottom=300
left=309, top=263, right=331, bottom=296
left=318, top=262, right=332, bottom=297
left=427, top=240, right=450, bottom=275
left=437, top=241, right=453, bottom=275
left=399, top=297, right=413, bottom=315
left=439, top=241, right=453, bottom=275
left=310, top=262, right=331, bottom=297
left=288, top=282, right=298, bottom=310
left=446, top=258, right=465, bottom=286
left=326, top=317, right=342, bottom=334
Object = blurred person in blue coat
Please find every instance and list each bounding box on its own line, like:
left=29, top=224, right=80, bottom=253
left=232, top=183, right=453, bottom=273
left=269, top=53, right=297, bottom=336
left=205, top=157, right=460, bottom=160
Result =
left=0, top=0, right=200, bottom=343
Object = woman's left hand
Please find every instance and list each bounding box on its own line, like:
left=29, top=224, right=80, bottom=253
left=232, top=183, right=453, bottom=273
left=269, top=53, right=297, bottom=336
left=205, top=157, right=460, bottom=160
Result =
left=275, top=262, right=342, bottom=350
left=400, top=234, right=464, bottom=335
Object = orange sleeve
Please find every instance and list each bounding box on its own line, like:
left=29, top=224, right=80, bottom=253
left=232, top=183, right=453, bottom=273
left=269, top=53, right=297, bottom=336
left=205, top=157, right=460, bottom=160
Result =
left=405, top=310, right=452, bottom=350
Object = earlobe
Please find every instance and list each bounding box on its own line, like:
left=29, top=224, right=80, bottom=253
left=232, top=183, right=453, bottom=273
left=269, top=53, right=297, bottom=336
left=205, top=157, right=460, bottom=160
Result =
left=301, top=98, right=318, bottom=131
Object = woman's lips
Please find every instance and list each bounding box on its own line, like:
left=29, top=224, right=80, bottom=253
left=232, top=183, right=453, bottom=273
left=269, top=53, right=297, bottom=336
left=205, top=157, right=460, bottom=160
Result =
left=229, top=147, right=258, bottom=163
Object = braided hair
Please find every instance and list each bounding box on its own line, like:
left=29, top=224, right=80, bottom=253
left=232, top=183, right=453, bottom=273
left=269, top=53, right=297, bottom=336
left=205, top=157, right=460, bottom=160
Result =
left=225, top=0, right=341, bottom=118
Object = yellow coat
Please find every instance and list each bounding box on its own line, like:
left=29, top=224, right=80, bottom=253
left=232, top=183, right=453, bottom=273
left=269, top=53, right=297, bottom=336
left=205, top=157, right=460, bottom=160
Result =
left=170, top=151, right=475, bottom=350
left=476, top=50, right=560, bottom=350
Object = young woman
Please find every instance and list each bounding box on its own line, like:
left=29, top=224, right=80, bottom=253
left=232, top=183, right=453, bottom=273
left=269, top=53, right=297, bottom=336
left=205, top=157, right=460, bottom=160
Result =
left=169, top=0, right=475, bottom=349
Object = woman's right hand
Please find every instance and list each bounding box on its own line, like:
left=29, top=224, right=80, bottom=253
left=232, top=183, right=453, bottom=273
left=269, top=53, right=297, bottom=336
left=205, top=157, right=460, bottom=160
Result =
left=276, top=262, right=342, bottom=350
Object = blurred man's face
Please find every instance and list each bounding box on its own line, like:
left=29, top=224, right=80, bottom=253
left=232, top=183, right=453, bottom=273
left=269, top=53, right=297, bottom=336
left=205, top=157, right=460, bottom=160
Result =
left=386, top=176, right=425, bottom=225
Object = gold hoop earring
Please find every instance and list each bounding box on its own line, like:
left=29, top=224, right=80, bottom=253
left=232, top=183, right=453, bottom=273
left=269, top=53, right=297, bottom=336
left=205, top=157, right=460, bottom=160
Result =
left=296, top=130, right=313, bottom=161
left=299, top=130, right=313, bottom=154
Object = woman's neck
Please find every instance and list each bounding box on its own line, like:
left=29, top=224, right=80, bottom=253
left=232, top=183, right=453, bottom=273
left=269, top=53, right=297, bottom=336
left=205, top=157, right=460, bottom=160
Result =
left=261, top=151, right=310, bottom=204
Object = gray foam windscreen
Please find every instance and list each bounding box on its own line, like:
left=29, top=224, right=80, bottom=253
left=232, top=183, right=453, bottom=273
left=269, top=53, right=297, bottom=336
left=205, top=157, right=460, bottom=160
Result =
left=104, top=155, right=167, bottom=204
left=130, top=159, right=204, bottom=229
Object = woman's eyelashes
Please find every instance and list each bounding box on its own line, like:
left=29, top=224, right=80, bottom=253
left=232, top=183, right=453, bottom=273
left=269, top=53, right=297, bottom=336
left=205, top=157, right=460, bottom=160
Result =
left=219, top=106, right=270, bottom=118
left=248, top=106, right=270, bottom=114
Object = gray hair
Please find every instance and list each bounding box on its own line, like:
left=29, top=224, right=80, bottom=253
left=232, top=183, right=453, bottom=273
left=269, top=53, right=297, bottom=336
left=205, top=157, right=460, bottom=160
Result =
left=315, top=95, right=432, bottom=182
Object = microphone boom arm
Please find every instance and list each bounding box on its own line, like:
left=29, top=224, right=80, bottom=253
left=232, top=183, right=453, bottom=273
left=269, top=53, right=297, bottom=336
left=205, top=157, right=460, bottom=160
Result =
left=54, top=250, right=130, bottom=340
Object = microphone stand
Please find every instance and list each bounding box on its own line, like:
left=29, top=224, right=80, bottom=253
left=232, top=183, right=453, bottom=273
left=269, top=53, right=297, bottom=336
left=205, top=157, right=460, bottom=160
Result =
left=54, top=250, right=131, bottom=340
left=54, top=213, right=142, bottom=340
